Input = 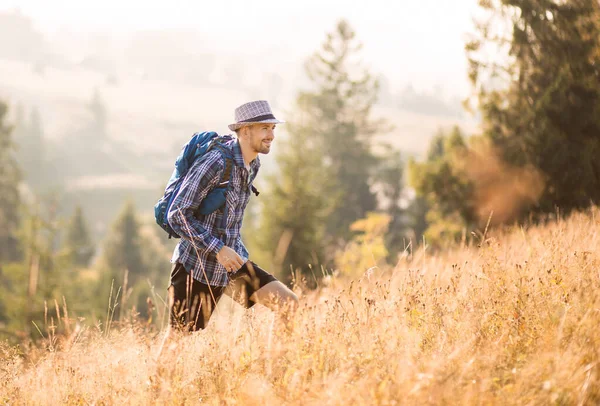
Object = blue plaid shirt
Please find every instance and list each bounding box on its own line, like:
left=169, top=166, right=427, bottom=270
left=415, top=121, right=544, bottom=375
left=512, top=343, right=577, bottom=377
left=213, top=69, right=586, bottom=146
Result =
left=168, top=138, right=260, bottom=286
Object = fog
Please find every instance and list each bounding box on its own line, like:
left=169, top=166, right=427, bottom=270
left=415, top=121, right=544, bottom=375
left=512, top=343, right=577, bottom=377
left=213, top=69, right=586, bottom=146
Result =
left=0, top=0, right=480, bottom=234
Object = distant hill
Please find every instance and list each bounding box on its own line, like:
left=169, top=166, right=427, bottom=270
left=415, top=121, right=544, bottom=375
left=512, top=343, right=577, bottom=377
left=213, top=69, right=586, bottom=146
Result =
left=0, top=58, right=478, bottom=239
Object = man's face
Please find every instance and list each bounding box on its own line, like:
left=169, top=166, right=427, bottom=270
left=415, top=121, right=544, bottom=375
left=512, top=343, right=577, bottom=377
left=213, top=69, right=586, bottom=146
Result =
left=243, top=123, right=276, bottom=154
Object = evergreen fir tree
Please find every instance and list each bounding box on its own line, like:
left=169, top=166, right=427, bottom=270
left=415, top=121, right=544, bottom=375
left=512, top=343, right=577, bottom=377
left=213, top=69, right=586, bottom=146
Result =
left=302, top=19, right=387, bottom=242
left=65, top=205, right=95, bottom=267
left=467, top=0, right=600, bottom=215
left=0, top=101, right=22, bottom=262
left=258, top=97, right=333, bottom=282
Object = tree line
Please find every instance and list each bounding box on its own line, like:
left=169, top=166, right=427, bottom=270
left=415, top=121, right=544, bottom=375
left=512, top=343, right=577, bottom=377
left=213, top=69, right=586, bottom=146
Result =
left=1, top=0, right=599, bottom=340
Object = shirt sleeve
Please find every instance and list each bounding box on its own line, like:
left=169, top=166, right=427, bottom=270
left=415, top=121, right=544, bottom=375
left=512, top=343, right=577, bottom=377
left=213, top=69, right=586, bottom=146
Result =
left=235, top=236, right=249, bottom=262
left=167, top=151, right=225, bottom=255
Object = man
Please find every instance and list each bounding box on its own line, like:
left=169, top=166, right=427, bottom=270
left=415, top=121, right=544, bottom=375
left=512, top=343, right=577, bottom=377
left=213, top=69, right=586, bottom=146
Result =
left=166, top=100, right=298, bottom=332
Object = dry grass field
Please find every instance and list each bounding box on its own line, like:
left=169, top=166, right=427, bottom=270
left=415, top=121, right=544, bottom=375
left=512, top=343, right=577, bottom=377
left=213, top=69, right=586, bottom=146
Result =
left=1, top=208, right=599, bottom=405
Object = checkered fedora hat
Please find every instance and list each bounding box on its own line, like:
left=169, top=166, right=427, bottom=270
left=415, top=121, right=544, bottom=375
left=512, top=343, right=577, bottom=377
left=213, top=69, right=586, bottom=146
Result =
left=228, top=100, right=285, bottom=131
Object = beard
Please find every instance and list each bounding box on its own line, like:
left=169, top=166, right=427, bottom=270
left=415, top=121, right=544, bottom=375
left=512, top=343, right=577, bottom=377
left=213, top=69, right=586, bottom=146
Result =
left=254, top=139, right=272, bottom=154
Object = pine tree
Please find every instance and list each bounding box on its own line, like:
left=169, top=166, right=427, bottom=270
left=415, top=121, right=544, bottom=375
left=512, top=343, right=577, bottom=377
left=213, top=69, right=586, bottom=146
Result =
left=467, top=0, right=600, bottom=216
left=101, top=201, right=145, bottom=286
left=28, top=107, right=44, bottom=181
left=303, top=19, right=387, bottom=242
left=89, top=89, right=107, bottom=139
left=8, top=195, right=73, bottom=338
left=0, top=101, right=22, bottom=263
left=258, top=97, right=333, bottom=282
left=96, top=202, right=169, bottom=322
left=15, top=106, right=45, bottom=189
left=65, top=205, right=94, bottom=267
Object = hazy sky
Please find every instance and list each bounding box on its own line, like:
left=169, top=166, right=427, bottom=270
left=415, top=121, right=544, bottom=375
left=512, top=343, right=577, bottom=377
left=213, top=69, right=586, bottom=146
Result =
left=1, top=0, right=481, bottom=95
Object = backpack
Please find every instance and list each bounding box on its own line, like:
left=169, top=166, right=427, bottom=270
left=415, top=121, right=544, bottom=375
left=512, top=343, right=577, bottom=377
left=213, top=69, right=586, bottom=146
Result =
left=154, top=131, right=235, bottom=239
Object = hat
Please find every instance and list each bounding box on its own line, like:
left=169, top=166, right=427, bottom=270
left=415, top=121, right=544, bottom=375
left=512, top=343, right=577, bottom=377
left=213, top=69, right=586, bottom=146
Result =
left=228, top=100, right=285, bottom=131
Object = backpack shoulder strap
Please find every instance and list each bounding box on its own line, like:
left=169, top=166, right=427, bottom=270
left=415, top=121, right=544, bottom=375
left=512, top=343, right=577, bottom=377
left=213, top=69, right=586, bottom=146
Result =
left=210, top=143, right=234, bottom=239
left=210, top=142, right=234, bottom=186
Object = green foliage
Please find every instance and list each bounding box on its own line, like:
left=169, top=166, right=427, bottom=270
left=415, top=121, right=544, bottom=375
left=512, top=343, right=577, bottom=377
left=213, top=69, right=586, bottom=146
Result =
left=258, top=19, right=398, bottom=282
left=138, top=218, right=172, bottom=291
left=302, top=19, right=388, bottom=241
left=64, top=205, right=95, bottom=267
left=100, top=201, right=145, bottom=287
left=258, top=101, right=333, bottom=282
left=404, top=195, right=429, bottom=246
left=335, top=212, right=390, bottom=279
left=13, top=106, right=47, bottom=191
left=0, top=101, right=22, bottom=263
left=409, top=127, right=476, bottom=248
left=467, top=0, right=600, bottom=216
left=0, top=195, right=86, bottom=340
left=375, top=149, right=407, bottom=261
left=0, top=262, right=28, bottom=339
left=96, top=202, right=169, bottom=321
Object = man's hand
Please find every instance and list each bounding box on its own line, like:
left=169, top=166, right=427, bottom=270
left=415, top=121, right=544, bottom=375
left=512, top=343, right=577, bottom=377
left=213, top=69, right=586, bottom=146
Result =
left=216, top=246, right=245, bottom=273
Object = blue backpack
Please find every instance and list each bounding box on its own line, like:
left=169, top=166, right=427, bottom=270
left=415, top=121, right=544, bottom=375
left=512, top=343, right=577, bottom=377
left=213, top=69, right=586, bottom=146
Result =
left=154, top=131, right=235, bottom=239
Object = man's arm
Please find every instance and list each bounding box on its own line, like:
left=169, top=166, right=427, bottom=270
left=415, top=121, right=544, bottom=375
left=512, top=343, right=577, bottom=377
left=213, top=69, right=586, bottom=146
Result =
left=167, top=151, right=225, bottom=255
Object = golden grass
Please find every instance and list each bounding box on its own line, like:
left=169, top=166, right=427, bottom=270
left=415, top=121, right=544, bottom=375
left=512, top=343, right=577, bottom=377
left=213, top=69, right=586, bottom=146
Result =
left=1, top=208, right=600, bottom=405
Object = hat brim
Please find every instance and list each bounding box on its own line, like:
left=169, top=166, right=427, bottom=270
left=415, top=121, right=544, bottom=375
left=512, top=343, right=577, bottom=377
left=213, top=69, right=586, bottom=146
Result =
left=228, top=118, right=285, bottom=131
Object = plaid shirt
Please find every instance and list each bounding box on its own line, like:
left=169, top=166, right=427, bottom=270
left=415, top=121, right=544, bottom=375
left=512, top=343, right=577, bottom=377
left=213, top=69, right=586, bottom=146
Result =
left=168, top=138, right=260, bottom=286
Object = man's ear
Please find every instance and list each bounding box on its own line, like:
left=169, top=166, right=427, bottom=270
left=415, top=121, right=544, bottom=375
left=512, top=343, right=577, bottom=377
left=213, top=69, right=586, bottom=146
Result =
left=241, top=125, right=252, bottom=138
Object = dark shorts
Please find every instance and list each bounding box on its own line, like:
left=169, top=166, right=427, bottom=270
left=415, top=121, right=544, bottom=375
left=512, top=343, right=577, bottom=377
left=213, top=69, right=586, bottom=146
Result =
left=168, top=261, right=277, bottom=331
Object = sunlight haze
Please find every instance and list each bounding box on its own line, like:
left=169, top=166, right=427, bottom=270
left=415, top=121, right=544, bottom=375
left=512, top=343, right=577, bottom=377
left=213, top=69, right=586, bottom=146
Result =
left=1, top=0, right=479, bottom=94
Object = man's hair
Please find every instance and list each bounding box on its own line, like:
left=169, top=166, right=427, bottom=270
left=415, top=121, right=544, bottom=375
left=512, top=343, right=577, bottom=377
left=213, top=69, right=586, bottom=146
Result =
left=234, top=124, right=252, bottom=136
